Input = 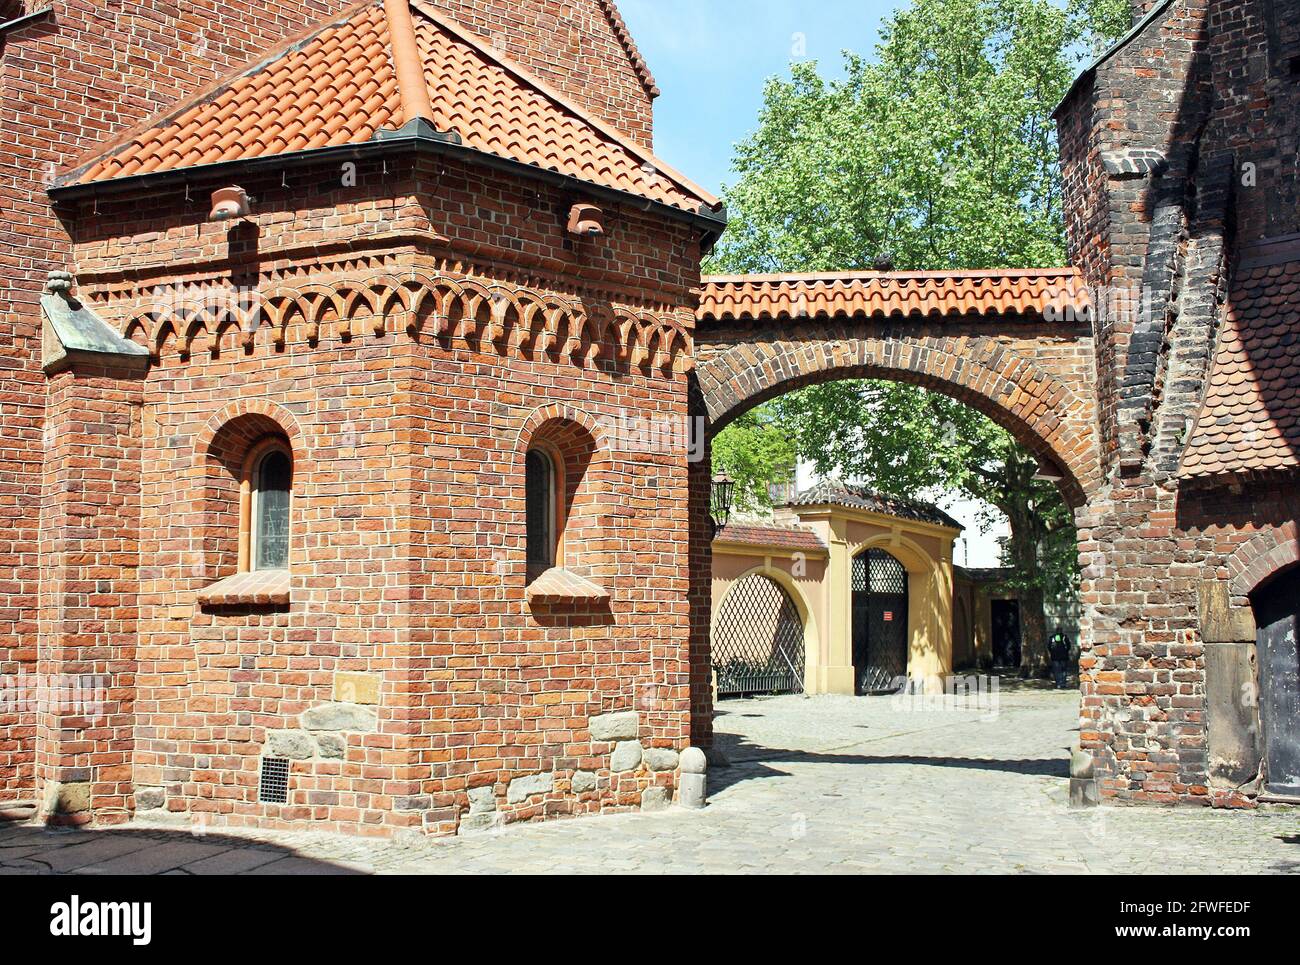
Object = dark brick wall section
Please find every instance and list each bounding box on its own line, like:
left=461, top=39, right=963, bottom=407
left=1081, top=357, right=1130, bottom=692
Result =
left=1057, top=0, right=1300, bottom=805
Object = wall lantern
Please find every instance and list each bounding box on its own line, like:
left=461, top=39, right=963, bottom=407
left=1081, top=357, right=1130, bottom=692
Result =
left=209, top=185, right=251, bottom=221
left=710, top=472, right=735, bottom=531
left=1031, top=459, right=1064, bottom=483
left=567, top=202, right=604, bottom=237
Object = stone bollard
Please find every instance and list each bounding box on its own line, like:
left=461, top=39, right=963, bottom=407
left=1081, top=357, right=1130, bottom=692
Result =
left=679, top=746, right=707, bottom=809
left=1069, top=743, right=1099, bottom=808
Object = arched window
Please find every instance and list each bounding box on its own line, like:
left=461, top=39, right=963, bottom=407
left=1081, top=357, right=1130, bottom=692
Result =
left=240, top=440, right=292, bottom=572
left=525, top=447, right=557, bottom=574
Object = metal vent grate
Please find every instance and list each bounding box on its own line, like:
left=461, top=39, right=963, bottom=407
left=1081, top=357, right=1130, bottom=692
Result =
left=712, top=573, right=806, bottom=697
left=259, top=757, right=290, bottom=804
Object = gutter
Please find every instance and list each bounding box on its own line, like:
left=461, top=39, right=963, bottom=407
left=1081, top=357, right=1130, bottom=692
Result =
left=0, top=6, right=53, bottom=36
left=47, top=131, right=729, bottom=245
left=1050, top=0, right=1177, bottom=120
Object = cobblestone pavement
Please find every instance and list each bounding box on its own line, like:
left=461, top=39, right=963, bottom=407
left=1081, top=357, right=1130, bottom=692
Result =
left=2, top=688, right=1297, bottom=874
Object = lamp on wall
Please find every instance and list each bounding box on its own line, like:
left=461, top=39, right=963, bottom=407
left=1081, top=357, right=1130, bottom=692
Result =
left=1032, top=459, right=1064, bottom=483
left=709, top=472, right=735, bottom=532
left=209, top=186, right=251, bottom=221
left=566, top=202, right=604, bottom=237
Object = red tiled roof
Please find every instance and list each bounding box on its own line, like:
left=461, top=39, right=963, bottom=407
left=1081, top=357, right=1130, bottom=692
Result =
left=789, top=481, right=962, bottom=529
left=698, top=268, right=1088, bottom=323
left=59, top=0, right=716, bottom=215
left=1180, top=241, right=1300, bottom=480
left=713, top=522, right=827, bottom=553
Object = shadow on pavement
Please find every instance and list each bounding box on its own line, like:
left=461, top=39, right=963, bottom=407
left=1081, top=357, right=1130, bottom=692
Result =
left=0, top=823, right=368, bottom=875
left=707, top=730, right=1069, bottom=795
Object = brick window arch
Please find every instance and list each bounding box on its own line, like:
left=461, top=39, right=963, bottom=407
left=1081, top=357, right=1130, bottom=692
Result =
left=520, top=416, right=606, bottom=588
left=200, top=411, right=297, bottom=598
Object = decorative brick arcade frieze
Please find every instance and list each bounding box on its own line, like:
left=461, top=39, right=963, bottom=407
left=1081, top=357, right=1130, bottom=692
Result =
left=103, top=270, right=695, bottom=376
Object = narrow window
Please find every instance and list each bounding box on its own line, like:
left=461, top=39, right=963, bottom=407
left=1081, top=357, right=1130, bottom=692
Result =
left=525, top=448, right=555, bottom=573
left=252, top=448, right=291, bottom=570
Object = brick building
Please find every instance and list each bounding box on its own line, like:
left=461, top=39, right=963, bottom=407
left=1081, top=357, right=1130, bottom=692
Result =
left=1055, top=0, right=1300, bottom=804
left=0, top=0, right=1296, bottom=834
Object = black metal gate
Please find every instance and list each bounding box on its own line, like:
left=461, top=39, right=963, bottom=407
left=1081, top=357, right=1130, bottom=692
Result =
left=713, top=574, right=806, bottom=696
left=852, top=549, right=908, bottom=694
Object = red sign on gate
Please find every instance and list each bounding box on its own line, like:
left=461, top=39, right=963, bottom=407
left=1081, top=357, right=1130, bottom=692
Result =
left=883, top=611, right=894, bottom=621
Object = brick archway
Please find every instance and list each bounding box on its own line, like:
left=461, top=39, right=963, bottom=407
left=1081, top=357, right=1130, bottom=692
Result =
left=694, top=271, right=1100, bottom=506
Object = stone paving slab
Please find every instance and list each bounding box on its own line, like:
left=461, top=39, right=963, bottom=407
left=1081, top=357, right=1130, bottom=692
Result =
left=1, top=690, right=1296, bottom=874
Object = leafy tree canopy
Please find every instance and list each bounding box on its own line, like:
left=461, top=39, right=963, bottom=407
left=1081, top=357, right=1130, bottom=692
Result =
left=706, top=0, right=1129, bottom=670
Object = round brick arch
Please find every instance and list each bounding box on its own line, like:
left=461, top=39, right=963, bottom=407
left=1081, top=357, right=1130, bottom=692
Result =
left=695, top=333, right=1100, bottom=506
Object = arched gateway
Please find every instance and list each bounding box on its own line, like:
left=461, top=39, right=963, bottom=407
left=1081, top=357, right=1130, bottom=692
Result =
left=695, top=269, right=1100, bottom=506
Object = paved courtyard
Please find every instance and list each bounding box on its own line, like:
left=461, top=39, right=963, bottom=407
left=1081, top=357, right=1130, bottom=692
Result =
left=2, top=687, right=1296, bottom=874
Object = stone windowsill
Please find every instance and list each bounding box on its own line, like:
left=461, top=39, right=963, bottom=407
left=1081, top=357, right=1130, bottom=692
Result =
left=525, top=567, right=610, bottom=605
left=197, top=569, right=291, bottom=607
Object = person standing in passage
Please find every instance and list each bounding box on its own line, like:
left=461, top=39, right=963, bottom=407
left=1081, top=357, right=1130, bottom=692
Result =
left=1048, top=630, right=1072, bottom=690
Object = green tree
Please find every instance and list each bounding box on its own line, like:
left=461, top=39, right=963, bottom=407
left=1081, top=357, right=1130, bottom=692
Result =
left=708, top=0, right=1127, bottom=675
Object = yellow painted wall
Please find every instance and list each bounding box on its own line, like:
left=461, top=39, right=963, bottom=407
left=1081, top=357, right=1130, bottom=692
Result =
left=712, top=505, right=960, bottom=695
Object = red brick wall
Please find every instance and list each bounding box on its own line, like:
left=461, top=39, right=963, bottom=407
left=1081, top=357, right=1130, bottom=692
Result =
left=0, top=0, right=658, bottom=804
left=36, top=357, right=144, bottom=825
left=50, top=150, right=701, bottom=833
left=1056, top=0, right=1300, bottom=805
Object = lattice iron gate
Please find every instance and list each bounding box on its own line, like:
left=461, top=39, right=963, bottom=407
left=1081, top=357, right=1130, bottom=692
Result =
left=713, top=574, right=806, bottom=696
left=852, top=549, right=909, bottom=694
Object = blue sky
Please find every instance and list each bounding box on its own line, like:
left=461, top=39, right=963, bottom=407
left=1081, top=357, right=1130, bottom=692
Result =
left=618, top=0, right=897, bottom=196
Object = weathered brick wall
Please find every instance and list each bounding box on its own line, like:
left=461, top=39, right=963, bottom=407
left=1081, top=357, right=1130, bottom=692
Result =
left=36, top=357, right=144, bottom=825
left=0, top=0, right=656, bottom=804
left=1058, top=0, right=1299, bottom=805
left=53, top=150, right=701, bottom=833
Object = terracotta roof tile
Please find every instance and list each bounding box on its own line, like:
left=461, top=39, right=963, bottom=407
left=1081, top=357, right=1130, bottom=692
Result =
left=61, top=0, right=716, bottom=215
left=1180, top=244, right=1300, bottom=480
left=698, top=268, right=1088, bottom=323
left=789, top=480, right=962, bottom=529
left=713, top=522, right=827, bottom=552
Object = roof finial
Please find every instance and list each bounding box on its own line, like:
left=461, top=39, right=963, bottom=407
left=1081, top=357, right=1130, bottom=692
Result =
left=45, top=269, right=74, bottom=297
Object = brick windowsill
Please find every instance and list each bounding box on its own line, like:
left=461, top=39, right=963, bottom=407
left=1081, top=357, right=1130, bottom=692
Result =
left=197, top=569, right=291, bottom=608
left=525, top=567, right=610, bottom=605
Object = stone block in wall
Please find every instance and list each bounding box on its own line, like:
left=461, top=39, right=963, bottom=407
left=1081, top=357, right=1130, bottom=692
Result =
left=266, top=730, right=316, bottom=760
left=301, top=703, right=378, bottom=732
left=643, top=747, right=679, bottom=771
left=1198, top=581, right=1256, bottom=643
left=315, top=733, right=346, bottom=759
left=640, top=786, right=670, bottom=811
left=134, top=786, right=166, bottom=810
left=506, top=772, right=553, bottom=804
left=611, top=740, right=643, bottom=772
left=1204, top=642, right=1263, bottom=791
left=589, top=710, right=639, bottom=741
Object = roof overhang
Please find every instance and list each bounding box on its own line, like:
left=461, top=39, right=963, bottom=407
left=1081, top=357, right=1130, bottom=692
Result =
left=47, top=127, right=728, bottom=247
